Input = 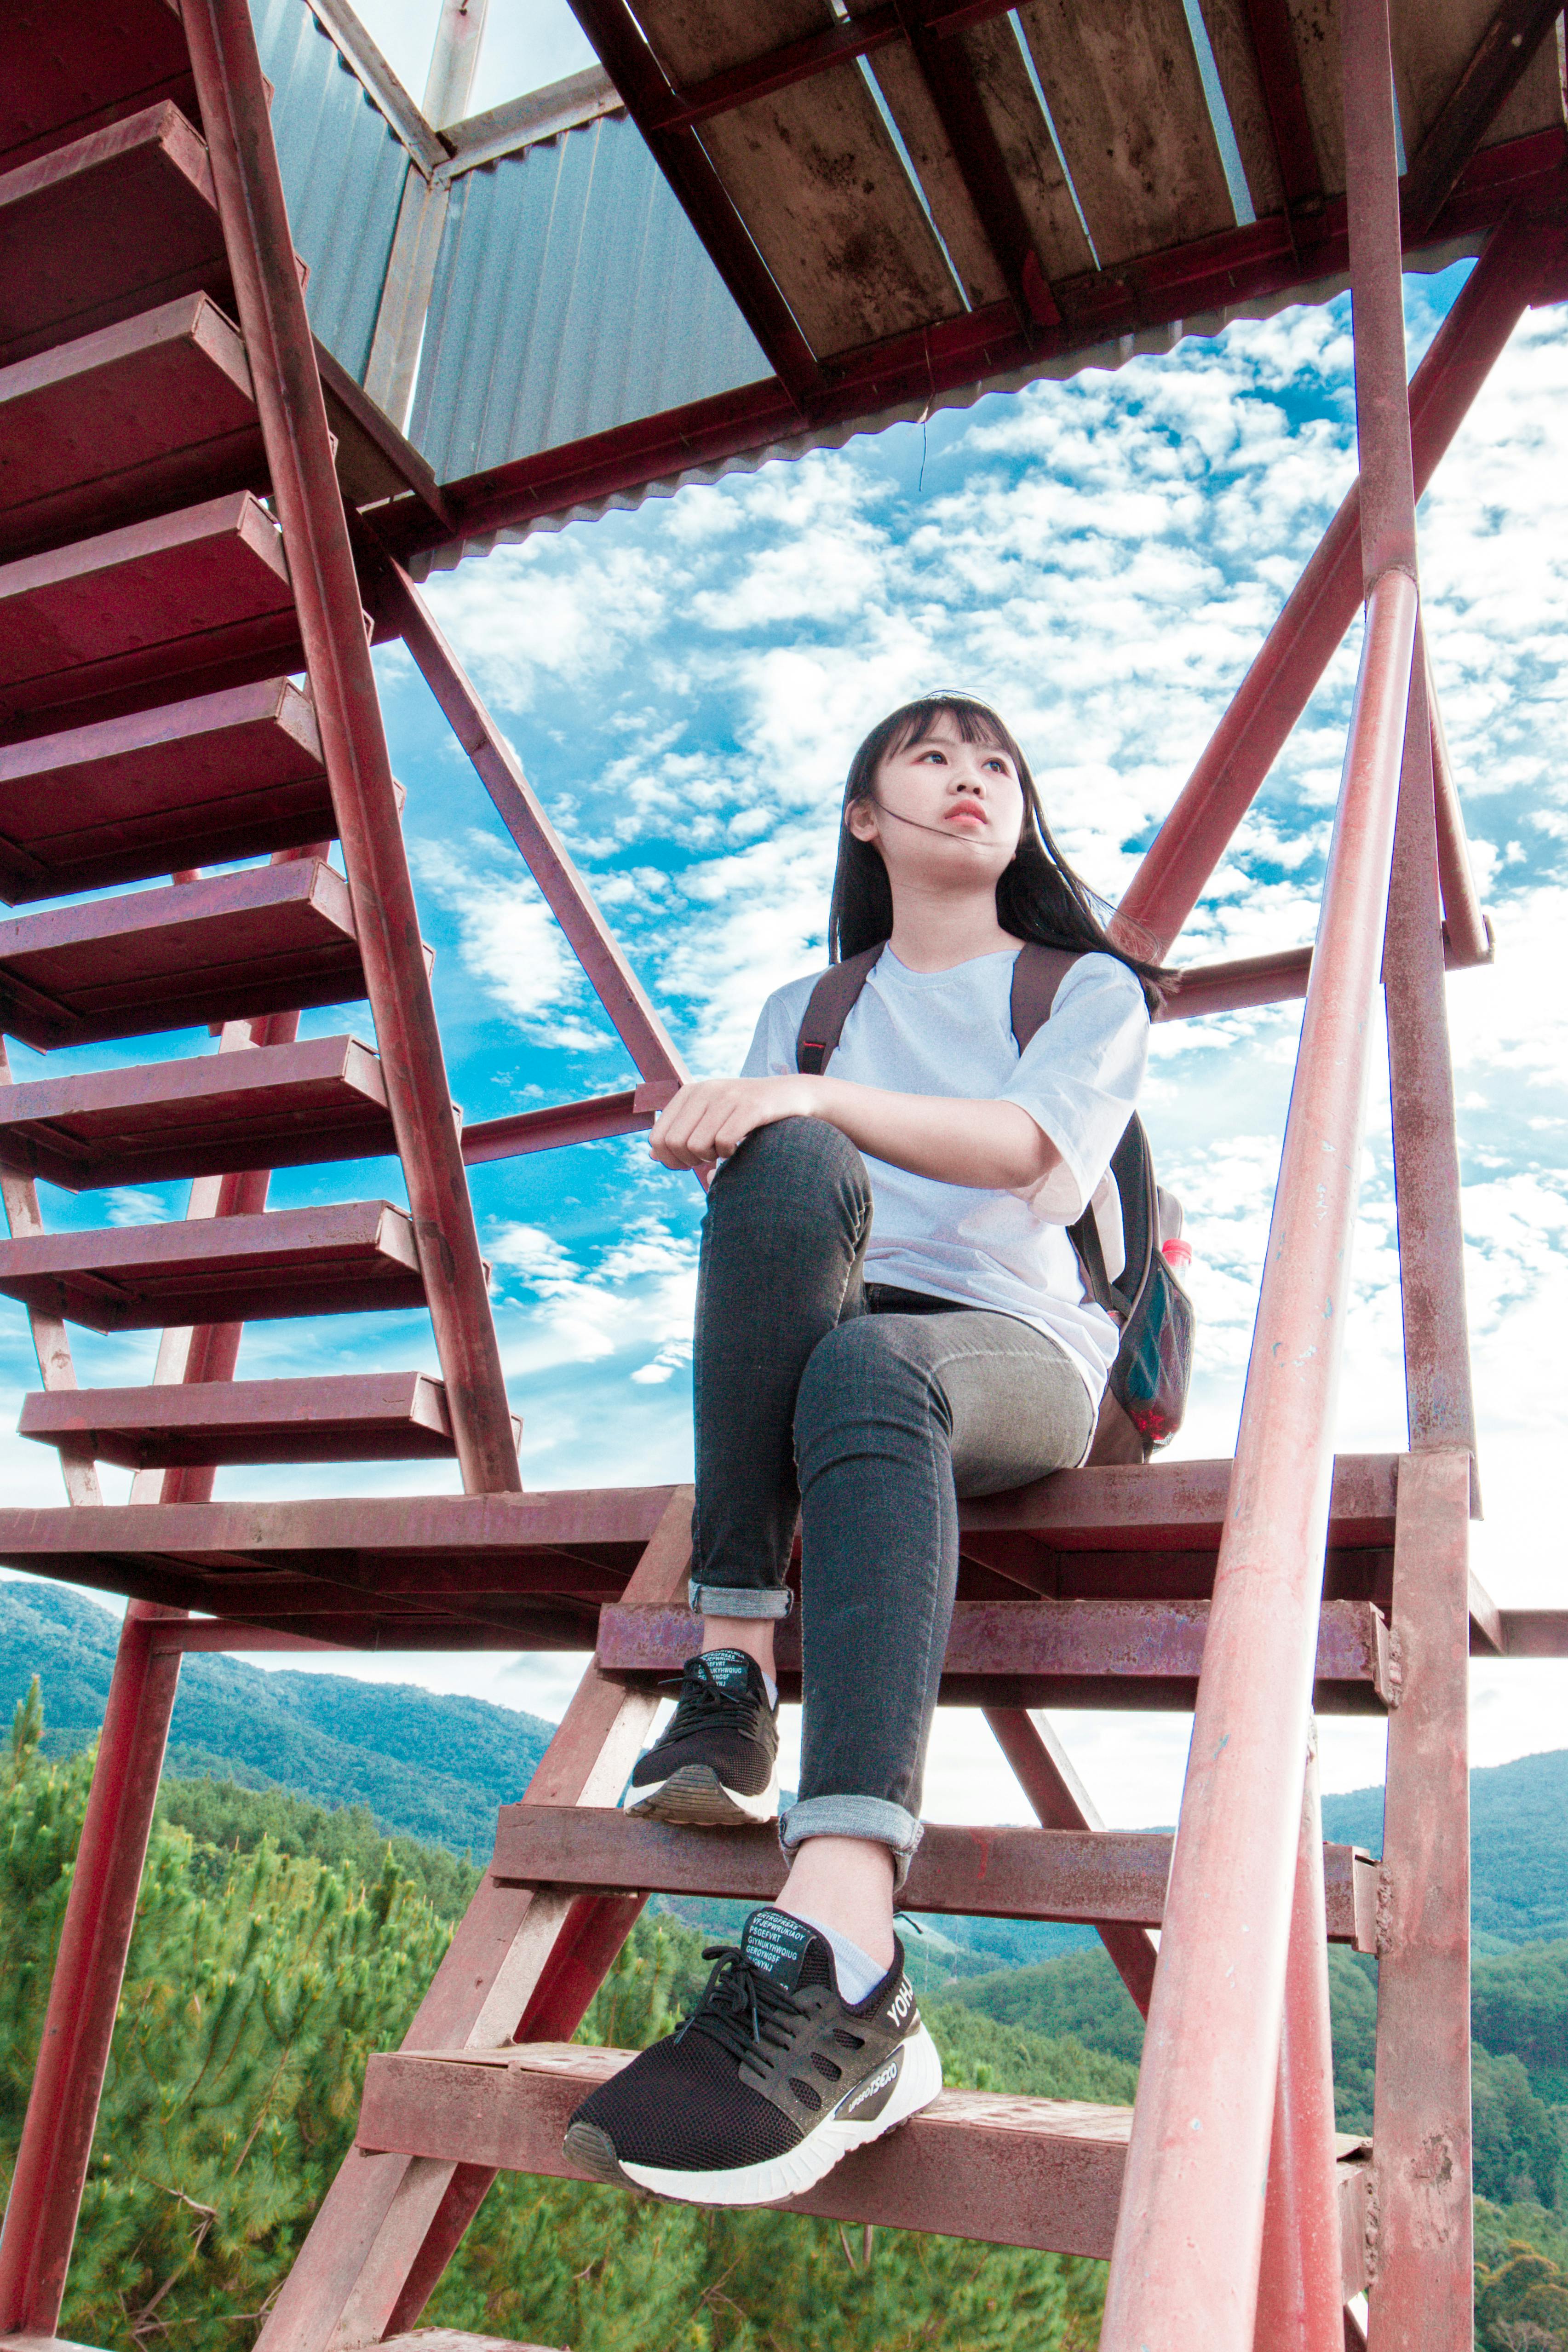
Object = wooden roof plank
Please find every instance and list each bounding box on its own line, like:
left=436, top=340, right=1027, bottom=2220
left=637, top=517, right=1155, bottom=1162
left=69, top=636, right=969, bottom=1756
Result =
left=1011, top=0, right=1241, bottom=268
left=956, top=14, right=1097, bottom=280
left=853, top=37, right=1010, bottom=309
left=638, top=0, right=967, bottom=356
left=1281, top=0, right=1345, bottom=192
left=1195, top=0, right=1290, bottom=217
left=1011, top=0, right=1239, bottom=266
left=1391, top=0, right=1567, bottom=155
left=698, top=68, right=967, bottom=356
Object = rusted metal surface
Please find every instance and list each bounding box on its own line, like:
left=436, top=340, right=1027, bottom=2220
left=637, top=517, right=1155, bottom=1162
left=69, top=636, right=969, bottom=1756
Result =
left=1101, top=3, right=1423, bottom=2321
left=1369, top=1452, right=1474, bottom=2352
left=181, top=0, right=521, bottom=1497
left=1116, top=211, right=1541, bottom=956
left=0, top=1199, right=428, bottom=1331
left=1253, top=1740, right=1348, bottom=2352
left=1384, top=640, right=1478, bottom=1463
left=487, top=1802, right=1373, bottom=1946
left=0, top=677, right=330, bottom=905
left=0, top=1035, right=394, bottom=1188
left=597, top=1595, right=1392, bottom=1712
left=0, top=294, right=264, bottom=564
left=362, top=2044, right=1135, bottom=2255
left=0, top=857, right=365, bottom=1049
left=0, top=103, right=228, bottom=369
left=0, top=491, right=300, bottom=737
left=2, top=0, right=195, bottom=175
left=18, top=1370, right=473, bottom=1469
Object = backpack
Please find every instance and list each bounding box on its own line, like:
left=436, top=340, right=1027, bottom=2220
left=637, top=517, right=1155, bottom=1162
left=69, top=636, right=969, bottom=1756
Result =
left=795, top=941, right=1194, bottom=1465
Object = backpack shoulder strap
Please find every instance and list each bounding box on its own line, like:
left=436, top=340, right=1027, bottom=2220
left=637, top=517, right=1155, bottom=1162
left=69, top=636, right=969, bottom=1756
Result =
left=796, top=945, right=884, bottom=1074
left=1009, top=943, right=1082, bottom=1053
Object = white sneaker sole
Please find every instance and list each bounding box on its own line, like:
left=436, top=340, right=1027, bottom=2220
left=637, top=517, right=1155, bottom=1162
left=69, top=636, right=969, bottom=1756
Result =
left=622, top=1758, right=780, bottom=1827
left=617, top=2022, right=944, bottom=2208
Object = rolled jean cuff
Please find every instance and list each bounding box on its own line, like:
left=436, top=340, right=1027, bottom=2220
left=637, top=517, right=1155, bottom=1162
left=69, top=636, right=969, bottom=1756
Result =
left=688, top=1580, right=793, bottom=1620
left=779, top=1795, right=924, bottom=1890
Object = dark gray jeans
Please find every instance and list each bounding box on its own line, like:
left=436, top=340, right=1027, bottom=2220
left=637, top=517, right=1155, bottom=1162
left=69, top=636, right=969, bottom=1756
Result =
left=690, top=1117, right=1093, bottom=1877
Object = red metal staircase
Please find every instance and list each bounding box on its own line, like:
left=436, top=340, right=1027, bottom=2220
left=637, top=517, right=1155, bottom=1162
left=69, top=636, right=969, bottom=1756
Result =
left=0, top=3, right=1563, bottom=2350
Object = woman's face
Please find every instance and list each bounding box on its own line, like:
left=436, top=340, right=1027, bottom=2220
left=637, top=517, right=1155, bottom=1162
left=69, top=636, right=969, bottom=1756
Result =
left=847, top=710, right=1026, bottom=883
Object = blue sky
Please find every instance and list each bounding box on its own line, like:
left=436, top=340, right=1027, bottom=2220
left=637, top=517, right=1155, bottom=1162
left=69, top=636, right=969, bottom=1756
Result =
left=4, top=253, right=1566, bottom=1833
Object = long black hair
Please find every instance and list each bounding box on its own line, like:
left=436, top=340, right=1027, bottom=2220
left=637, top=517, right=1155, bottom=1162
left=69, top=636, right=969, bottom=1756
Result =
left=827, top=693, right=1172, bottom=1015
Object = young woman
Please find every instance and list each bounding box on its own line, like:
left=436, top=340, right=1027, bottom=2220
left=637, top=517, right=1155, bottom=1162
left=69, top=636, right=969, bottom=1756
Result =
left=566, top=693, right=1164, bottom=2209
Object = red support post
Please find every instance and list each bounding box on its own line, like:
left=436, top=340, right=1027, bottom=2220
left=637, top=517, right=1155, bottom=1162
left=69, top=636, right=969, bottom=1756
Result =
left=178, top=0, right=521, bottom=1497
left=1252, top=1735, right=1347, bottom=2352
left=1100, top=8, right=1421, bottom=2336
left=1367, top=1453, right=1474, bottom=2352
left=0, top=1599, right=183, bottom=2331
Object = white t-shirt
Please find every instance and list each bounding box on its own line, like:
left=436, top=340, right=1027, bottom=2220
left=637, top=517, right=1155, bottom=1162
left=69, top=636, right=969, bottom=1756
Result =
left=741, top=943, right=1150, bottom=1407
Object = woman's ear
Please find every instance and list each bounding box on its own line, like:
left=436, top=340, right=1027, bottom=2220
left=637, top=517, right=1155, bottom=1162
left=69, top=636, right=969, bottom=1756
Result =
left=845, top=797, right=881, bottom=845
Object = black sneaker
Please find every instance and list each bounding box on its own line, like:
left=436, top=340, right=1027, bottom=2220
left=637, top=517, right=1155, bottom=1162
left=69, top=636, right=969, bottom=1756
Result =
left=622, top=1649, right=779, bottom=1827
left=563, top=1906, right=942, bottom=2207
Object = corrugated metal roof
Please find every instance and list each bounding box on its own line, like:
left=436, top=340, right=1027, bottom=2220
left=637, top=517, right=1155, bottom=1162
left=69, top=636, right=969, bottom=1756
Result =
left=408, top=113, right=770, bottom=483
left=252, top=0, right=412, bottom=382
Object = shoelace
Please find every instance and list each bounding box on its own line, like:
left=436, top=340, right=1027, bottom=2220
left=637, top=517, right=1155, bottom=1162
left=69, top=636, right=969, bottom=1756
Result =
left=659, top=1656, right=761, bottom=1742
left=675, top=1943, right=804, bottom=2064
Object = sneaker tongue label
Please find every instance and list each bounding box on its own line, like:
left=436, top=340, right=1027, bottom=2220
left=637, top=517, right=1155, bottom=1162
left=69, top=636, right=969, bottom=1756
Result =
left=742, top=1908, right=816, bottom=1992
left=699, top=1649, right=753, bottom=1695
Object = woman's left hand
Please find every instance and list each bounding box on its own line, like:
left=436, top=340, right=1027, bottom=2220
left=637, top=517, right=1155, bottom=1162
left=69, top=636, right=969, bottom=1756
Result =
left=649, top=1075, right=818, bottom=1170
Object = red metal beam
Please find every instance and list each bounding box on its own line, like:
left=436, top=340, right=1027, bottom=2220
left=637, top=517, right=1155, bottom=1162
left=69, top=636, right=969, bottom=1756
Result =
left=370, top=556, right=686, bottom=1088
left=1118, top=202, right=1546, bottom=958
left=564, top=0, right=823, bottom=407
left=1101, top=0, right=1421, bottom=2332
left=1252, top=1739, right=1346, bottom=2352
left=1384, top=639, right=1478, bottom=1462
left=983, top=1707, right=1160, bottom=2013
left=1400, top=0, right=1568, bottom=239
left=1425, top=642, right=1490, bottom=967
left=180, top=0, right=520, bottom=1495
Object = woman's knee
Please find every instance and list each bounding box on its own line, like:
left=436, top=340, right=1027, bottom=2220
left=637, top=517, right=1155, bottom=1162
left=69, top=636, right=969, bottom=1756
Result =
left=794, top=1315, right=944, bottom=1466
left=708, top=1116, right=869, bottom=1223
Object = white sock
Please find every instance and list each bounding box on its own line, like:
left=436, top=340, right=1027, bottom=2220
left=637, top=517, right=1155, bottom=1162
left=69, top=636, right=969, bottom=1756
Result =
left=782, top=1908, right=888, bottom=2005
left=762, top=1672, right=778, bottom=1708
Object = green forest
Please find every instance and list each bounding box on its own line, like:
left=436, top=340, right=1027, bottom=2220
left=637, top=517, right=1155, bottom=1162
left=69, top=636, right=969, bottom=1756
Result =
left=6, top=1632, right=1568, bottom=2348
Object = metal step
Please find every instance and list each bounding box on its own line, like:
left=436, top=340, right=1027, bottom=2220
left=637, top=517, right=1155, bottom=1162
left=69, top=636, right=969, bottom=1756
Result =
left=0, top=492, right=300, bottom=742
left=0, top=1464, right=1407, bottom=1652
left=596, top=1594, right=1393, bottom=1713
left=0, top=857, right=364, bottom=1048
left=2, top=0, right=195, bottom=176
left=486, top=1804, right=1378, bottom=1949
left=0, top=1034, right=393, bottom=1187
left=353, top=2042, right=1370, bottom=2280
left=0, top=294, right=264, bottom=562
left=0, top=677, right=330, bottom=905
left=0, top=1199, right=426, bottom=1329
left=17, top=1370, right=474, bottom=1466
left=0, top=104, right=227, bottom=370
left=0, top=1486, right=673, bottom=1643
